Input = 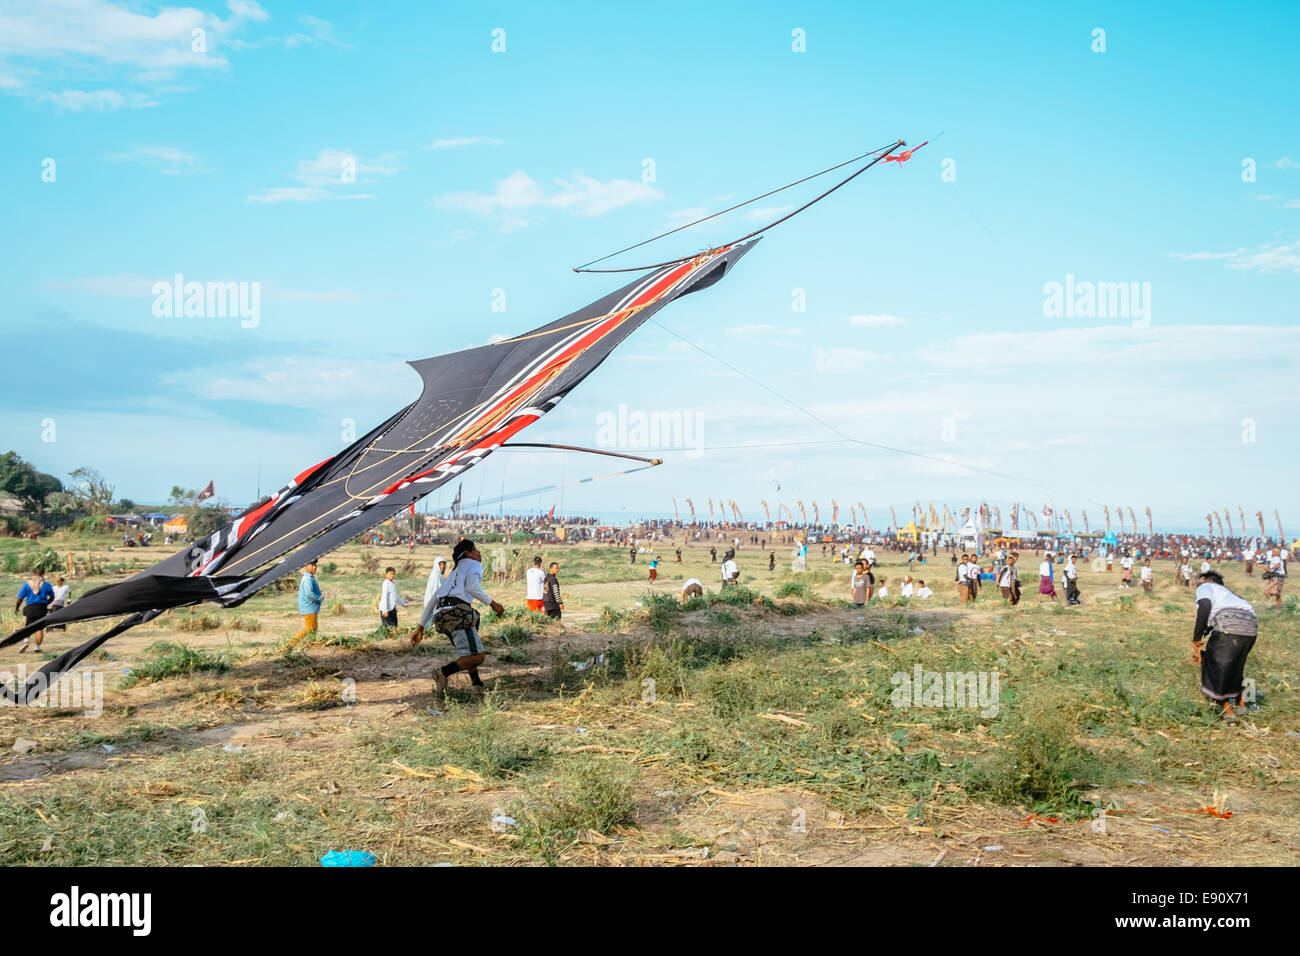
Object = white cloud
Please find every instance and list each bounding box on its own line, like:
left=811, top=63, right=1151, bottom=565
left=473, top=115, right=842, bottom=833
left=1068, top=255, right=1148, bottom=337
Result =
left=41, top=88, right=159, bottom=111
left=1172, top=240, right=1300, bottom=274
left=915, top=324, right=1300, bottom=369
left=245, top=148, right=399, bottom=203
left=178, top=356, right=409, bottom=407
left=812, top=347, right=893, bottom=373
left=741, top=204, right=795, bottom=222
left=726, top=324, right=804, bottom=336
left=435, top=170, right=663, bottom=230
left=1277, top=157, right=1299, bottom=170
left=848, top=313, right=909, bottom=327
left=102, top=144, right=205, bottom=174
left=426, top=136, right=503, bottom=150
left=0, top=0, right=270, bottom=108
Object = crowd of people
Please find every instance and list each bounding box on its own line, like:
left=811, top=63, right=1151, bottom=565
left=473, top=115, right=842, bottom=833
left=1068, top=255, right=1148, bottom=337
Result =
left=10, top=517, right=1288, bottom=720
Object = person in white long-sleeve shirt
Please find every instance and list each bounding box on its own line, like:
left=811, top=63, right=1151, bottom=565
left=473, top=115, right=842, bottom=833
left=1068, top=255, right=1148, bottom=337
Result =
left=411, top=539, right=504, bottom=696
left=423, top=555, right=448, bottom=611
left=379, top=566, right=408, bottom=629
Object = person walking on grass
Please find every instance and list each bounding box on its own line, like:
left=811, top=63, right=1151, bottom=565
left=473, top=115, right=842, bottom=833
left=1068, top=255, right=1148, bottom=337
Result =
left=1038, top=553, right=1058, bottom=601
left=1141, top=558, right=1153, bottom=593
left=288, top=561, right=323, bottom=648
left=543, top=561, right=564, bottom=620
left=1065, top=553, right=1081, bottom=605
left=648, top=554, right=660, bottom=583
left=411, top=538, right=504, bottom=698
left=998, top=553, right=1021, bottom=605
left=14, top=569, right=54, bottom=654
left=956, top=554, right=973, bottom=605
left=851, top=560, right=870, bottom=606
left=379, top=566, right=407, bottom=630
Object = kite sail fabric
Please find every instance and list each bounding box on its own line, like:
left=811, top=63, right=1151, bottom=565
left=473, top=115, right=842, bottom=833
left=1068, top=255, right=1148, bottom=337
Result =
left=1, top=241, right=758, bottom=703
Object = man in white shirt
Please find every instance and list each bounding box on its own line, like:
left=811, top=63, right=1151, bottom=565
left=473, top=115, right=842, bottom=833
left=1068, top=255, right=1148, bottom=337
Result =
left=916, top=581, right=933, bottom=599
left=1064, top=554, right=1081, bottom=605
left=379, top=566, right=407, bottom=629
left=525, top=556, right=546, bottom=613
left=1140, top=559, right=1153, bottom=592
left=956, top=554, right=973, bottom=604
left=412, top=539, right=504, bottom=696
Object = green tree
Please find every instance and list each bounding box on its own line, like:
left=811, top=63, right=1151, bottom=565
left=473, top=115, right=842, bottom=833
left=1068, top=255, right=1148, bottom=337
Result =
left=0, top=451, right=63, bottom=512
left=169, top=486, right=198, bottom=508
left=67, top=467, right=115, bottom=515
left=189, top=505, right=228, bottom=539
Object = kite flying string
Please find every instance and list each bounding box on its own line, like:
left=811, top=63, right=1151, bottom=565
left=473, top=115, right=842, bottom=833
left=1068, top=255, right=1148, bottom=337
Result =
left=573, top=139, right=905, bottom=274
left=647, top=318, right=1106, bottom=507
left=427, top=462, right=660, bottom=515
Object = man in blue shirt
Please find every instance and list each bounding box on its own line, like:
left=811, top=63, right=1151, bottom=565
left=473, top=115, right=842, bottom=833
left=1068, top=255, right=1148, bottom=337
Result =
left=288, top=561, right=323, bottom=648
left=15, top=569, right=55, bottom=653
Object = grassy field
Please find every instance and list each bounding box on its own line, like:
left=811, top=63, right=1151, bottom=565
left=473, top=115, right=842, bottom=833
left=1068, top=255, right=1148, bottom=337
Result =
left=1, top=529, right=1297, bottom=866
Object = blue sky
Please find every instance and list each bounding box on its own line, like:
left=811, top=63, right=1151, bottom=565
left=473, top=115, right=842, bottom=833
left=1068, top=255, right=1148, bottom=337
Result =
left=1, top=0, right=1297, bottom=530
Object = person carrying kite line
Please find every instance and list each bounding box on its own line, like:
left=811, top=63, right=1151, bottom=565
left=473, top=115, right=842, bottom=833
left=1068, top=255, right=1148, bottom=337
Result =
left=411, top=539, right=504, bottom=697
left=1191, top=566, right=1258, bottom=719
left=14, top=569, right=54, bottom=654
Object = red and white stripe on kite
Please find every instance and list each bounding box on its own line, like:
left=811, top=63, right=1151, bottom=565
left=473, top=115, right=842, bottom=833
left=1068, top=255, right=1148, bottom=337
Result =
left=433, top=250, right=726, bottom=452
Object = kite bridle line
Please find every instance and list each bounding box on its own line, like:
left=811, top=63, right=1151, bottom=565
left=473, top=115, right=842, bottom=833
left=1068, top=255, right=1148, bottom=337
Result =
left=573, top=139, right=905, bottom=274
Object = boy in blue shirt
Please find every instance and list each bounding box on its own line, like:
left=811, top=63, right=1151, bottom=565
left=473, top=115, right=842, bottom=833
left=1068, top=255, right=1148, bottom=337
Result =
left=288, top=561, right=323, bottom=648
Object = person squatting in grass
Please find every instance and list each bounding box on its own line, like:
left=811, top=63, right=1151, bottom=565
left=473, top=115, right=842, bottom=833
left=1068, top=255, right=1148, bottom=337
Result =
left=411, top=538, right=504, bottom=696
left=681, top=577, right=704, bottom=603
left=287, top=560, right=323, bottom=648
left=1191, top=567, right=1258, bottom=719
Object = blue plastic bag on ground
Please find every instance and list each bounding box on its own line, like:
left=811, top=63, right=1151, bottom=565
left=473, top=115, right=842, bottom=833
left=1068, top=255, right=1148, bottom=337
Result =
left=321, top=850, right=376, bottom=867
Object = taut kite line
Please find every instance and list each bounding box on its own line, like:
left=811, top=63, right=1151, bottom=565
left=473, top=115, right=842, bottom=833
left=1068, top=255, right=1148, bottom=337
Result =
left=2, top=140, right=906, bottom=702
